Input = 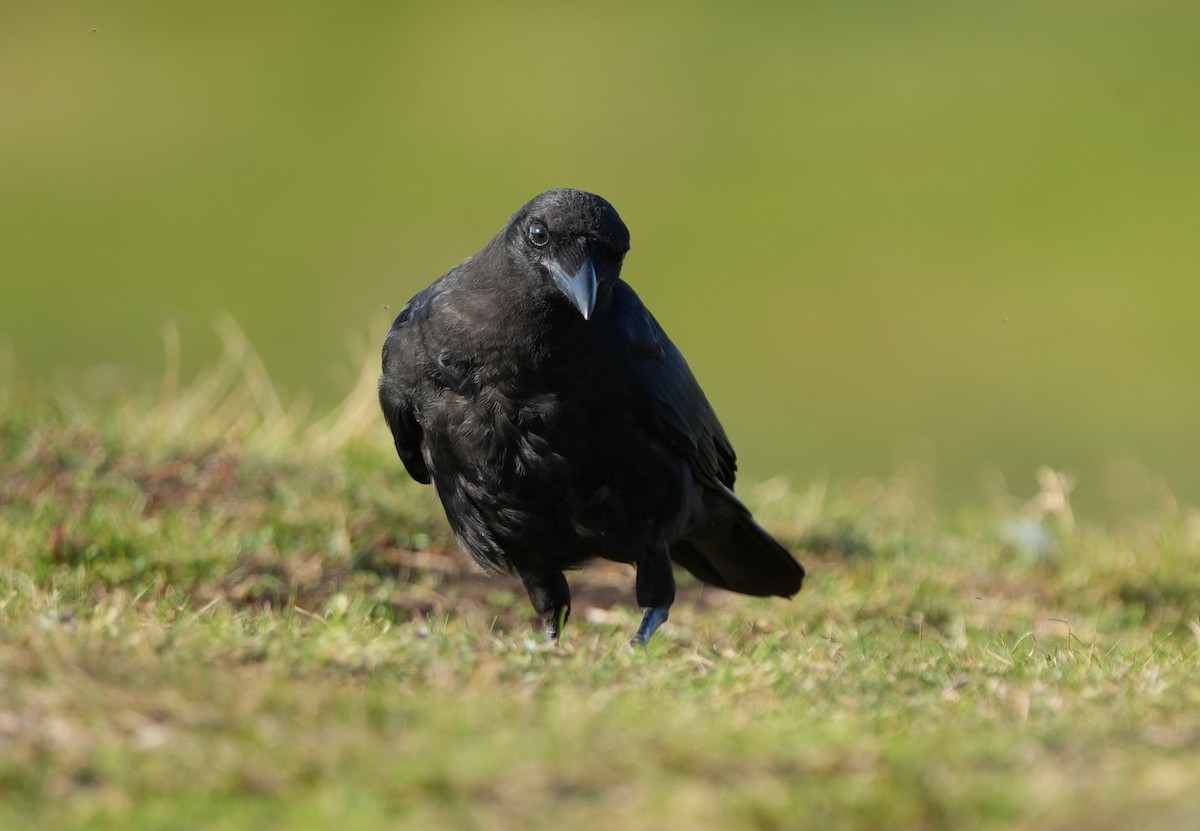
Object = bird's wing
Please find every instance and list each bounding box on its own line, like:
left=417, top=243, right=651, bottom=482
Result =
left=379, top=295, right=432, bottom=484
left=611, top=281, right=737, bottom=488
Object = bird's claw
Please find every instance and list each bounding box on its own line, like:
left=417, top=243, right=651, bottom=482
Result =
left=629, top=606, right=670, bottom=647
left=541, top=604, right=570, bottom=642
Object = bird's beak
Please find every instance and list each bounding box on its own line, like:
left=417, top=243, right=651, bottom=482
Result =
left=548, top=254, right=597, bottom=321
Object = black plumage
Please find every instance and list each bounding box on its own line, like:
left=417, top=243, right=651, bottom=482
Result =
left=379, top=188, right=804, bottom=645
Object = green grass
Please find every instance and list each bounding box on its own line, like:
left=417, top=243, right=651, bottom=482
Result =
left=3, top=346, right=1200, bottom=830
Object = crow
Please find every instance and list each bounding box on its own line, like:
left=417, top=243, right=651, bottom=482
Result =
left=379, top=188, right=804, bottom=645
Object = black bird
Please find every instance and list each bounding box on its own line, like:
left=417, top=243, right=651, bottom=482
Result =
left=379, top=189, right=804, bottom=645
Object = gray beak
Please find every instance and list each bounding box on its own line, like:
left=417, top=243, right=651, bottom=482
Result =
left=548, top=255, right=598, bottom=321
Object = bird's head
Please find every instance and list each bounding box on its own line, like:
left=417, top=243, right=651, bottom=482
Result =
left=504, top=188, right=631, bottom=321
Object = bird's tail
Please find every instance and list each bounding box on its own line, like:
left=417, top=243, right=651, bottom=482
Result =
left=669, top=491, right=805, bottom=598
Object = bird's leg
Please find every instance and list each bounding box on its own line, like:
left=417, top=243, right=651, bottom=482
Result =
left=519, top=570, right=571, bottom=641
left=633, top=607, right=670, bottom=646
left=631, top=546, right=675, bottom=646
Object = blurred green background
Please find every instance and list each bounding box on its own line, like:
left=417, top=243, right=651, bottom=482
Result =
left=3, top=1, right=1198, bottom=515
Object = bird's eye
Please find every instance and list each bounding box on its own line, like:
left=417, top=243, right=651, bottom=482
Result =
left=528, top=222, right=549, bottom=247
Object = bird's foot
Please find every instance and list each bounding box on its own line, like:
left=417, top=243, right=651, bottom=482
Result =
left=541, top=605, right=570, bottom=643
left=629, top=606, right=670, bottom=647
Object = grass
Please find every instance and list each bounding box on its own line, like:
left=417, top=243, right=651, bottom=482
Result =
left=2, top=338, right=1200, bottom=830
